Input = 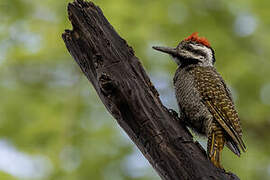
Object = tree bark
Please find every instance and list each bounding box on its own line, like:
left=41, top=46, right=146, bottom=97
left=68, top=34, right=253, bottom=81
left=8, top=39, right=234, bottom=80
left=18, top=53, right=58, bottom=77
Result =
left=62, top=0, right=240, bottom=179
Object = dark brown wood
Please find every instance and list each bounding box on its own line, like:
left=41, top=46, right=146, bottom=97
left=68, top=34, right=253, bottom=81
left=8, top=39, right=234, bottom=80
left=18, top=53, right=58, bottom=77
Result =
left=62, top=0, right=240, bottom=179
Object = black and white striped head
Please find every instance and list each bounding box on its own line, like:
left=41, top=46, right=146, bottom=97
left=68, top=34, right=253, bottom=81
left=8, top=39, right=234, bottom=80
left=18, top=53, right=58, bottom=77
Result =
left=153, top=32, right=215, bottom=67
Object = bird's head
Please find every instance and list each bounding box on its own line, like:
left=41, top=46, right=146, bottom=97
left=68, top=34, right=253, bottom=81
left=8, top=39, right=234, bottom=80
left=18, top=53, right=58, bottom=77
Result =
left=153, top=32, right=215, bottom=67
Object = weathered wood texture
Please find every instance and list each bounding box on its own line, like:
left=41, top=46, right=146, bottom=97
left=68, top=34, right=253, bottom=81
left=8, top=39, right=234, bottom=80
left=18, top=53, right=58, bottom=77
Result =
left=62, top=0, right=239, bottom=179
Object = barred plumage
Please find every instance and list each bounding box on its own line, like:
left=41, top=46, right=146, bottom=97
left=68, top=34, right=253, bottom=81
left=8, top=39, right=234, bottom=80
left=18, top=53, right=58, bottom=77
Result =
left=153, top=32, right=246, bottom=169
left=189, top=66, right=246, bottom=168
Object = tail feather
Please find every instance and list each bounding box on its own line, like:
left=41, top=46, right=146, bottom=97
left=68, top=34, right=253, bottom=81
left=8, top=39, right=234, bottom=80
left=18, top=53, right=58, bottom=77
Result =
left=207, top=126, right=225, bottom=169
left=226, top=140, right=241, bottom=157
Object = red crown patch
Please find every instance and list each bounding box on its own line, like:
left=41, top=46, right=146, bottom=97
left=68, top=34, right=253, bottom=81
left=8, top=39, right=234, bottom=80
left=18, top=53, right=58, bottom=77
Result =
left=184, top=32, right=210, bottom=47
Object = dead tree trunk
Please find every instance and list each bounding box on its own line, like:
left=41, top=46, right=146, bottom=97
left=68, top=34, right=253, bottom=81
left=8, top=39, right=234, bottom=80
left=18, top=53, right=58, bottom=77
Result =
left=62, top=0, right=240, bottom=179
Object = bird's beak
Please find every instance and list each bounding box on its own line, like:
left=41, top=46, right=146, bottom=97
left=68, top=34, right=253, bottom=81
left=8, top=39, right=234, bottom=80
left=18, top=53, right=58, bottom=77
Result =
left=152, top=46, right=178, bottom=56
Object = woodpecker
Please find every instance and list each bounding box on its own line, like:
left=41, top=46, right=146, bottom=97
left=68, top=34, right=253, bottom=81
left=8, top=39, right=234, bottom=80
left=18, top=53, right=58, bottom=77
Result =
left=153, top=32, right=246, bottom=168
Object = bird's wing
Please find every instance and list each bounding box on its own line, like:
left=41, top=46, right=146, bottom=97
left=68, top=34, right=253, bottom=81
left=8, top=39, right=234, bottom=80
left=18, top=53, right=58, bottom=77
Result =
left=189, top=66, right=246, bottom=153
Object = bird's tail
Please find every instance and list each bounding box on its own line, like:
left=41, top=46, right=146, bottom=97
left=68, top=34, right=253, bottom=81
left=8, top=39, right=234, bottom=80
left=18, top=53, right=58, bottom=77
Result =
left=207, top=123, right=225, bottom=169
left=225, top=138, right=241, bottom=157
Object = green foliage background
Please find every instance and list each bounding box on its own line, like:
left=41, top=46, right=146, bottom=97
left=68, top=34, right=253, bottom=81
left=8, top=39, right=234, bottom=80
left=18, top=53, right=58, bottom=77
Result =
left=0, top=0, right=270, bottom=179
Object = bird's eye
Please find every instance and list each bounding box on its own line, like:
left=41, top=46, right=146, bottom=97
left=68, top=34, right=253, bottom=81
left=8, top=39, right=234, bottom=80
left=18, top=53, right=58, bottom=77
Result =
left=185, top=45, right=193, bottom=51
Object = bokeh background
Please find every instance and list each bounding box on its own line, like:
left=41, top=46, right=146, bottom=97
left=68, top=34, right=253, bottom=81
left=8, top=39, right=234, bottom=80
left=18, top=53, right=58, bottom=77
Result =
left=0, top=0, right=270, bottom=179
